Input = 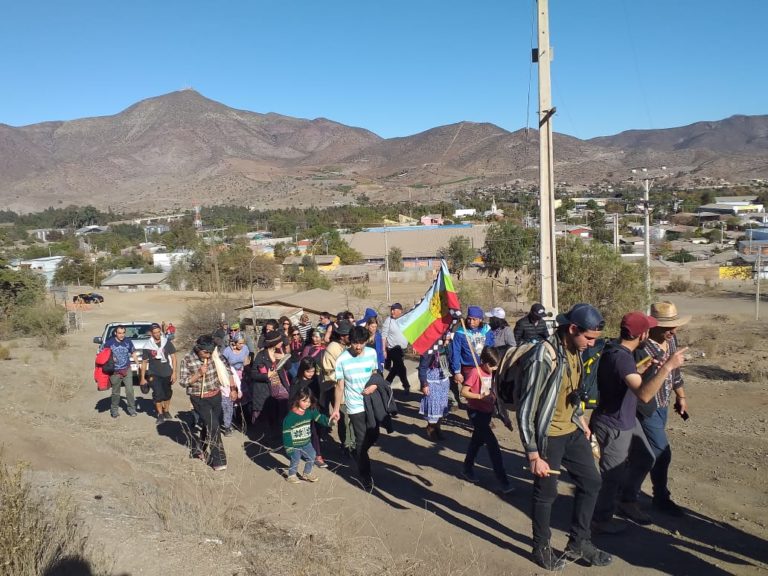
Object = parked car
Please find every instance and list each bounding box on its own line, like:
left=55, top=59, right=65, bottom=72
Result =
left=93, top=322, right=155, bottom=383
left=73, top=292, right=105, bottom=304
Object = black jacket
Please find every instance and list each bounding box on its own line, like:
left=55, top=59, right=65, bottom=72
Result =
left=363, top=374, right=396, bottom=433
left=513, top=315, right=549, bottom=344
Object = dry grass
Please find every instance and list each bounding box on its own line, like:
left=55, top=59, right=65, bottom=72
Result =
left=123, top=450, right=472, bottom=576
left=0, top=451, right=110, bottom=576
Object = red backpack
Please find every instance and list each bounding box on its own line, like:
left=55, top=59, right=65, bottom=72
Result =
left=94, top=348, right=113, bottom=391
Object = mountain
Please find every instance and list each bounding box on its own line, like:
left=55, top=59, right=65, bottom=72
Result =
left=0, top=90, right=765, bottom=213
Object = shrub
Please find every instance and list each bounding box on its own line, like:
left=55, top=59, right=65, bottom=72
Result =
left=666, top=277, right=692, bottom=293
left=0, top=452, right=109, bottom=576
left=9, top=303, right=67, bottom=348
left=179, top=296, right=243, bottom=351
left=0, top=345, right=9, bottom=360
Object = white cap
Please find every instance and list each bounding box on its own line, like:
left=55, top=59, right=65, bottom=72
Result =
left=485, top=306, right=506, bottom=320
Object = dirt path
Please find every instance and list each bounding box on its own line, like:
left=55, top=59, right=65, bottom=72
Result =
left=0, top=290, right=766, bottom=575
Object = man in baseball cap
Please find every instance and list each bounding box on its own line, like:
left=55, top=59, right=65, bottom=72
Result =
left=591, top=310, right=688, bottom=534
left=514, top=302, right=550, bottom=344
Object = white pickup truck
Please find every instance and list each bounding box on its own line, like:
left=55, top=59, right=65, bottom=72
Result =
left=93, top=322, right=155, bottom=382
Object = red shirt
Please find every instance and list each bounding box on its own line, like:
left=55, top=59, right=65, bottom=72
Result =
left=463, top=366, right=495, bottom=413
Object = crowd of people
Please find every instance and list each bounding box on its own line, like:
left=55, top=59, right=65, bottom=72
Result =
left=100, top=299, right=692, bottom=571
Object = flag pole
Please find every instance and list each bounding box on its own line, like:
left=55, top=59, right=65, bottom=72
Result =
left=459, top=317, right=482, bottom=373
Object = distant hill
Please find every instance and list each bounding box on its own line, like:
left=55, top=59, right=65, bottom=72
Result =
left=0, top=90, right=765, bottom=213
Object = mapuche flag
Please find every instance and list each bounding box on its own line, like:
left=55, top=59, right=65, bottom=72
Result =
left=398, top=260, right=462, bottom=354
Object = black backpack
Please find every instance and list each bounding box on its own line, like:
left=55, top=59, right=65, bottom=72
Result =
left=579, top=338, right=607, bottom=410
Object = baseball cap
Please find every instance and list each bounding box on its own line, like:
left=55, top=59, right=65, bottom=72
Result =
left=485, top=306, right=506, bottom=320
left=621, top=311, right=658, bottom=339
left=556, top=304, right=605, bottom=332
left=467, top=305, right=484, bottom=319
left=390, top=303, right=403, bottom=310
left=530, top=303, right=546, bottom=318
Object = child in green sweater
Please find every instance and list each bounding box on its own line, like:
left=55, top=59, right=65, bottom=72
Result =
left=283, top=389, right=338, bottom=483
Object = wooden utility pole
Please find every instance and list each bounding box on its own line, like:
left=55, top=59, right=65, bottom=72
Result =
left=756, top=251, right=762, bottom=321
left=536, top=0, right=558, bottom=313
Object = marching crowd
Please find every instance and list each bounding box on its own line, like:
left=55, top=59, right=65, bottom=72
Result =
left=98, top=299, right=692, bottom=571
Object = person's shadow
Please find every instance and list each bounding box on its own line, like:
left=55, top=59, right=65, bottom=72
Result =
left=43, top=556, right=130, bottom=576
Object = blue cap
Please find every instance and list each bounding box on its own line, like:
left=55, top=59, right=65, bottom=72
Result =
left=556, top=304, right=605, bottom=331
left=467, top=305, right=484, bottom=319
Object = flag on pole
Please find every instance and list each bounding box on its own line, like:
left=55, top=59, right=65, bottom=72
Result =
left=397, top=260, right=462, bottom=354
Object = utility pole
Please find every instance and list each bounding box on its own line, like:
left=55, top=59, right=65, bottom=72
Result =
left=756, top=251, right=762, bottom=321
left=384, top=226, right=391, bottom=303
left=536, top=0, right=558, bottom=314
left=632, top=166, right=666, bottom=309
left=613, top=213, right=619, bottom=252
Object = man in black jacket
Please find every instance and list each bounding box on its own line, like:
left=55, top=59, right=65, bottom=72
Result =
left=514, top=303, right=550, bottom=343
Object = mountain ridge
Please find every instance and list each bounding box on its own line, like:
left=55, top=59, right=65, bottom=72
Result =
left=0, top=90, right=765, bottom=213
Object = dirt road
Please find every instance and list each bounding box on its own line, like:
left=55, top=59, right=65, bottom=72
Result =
left=0, top=289, right=766, bottom=575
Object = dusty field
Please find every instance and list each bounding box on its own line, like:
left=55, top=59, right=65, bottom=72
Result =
left=0, top=287, right=766, bottom=576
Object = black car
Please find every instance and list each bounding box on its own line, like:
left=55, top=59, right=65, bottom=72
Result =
left=73, top=292, right=104, bottom=304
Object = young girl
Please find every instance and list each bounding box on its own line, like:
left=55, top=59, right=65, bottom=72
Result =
left=289, top=358, right=328, bottom=468
left=460, top=346, right=514, bottom=494
left=282, top=389, right=337, bottom=483
left=418, top=339, right=451, bottom=440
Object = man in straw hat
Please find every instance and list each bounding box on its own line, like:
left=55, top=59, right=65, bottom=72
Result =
left=625, top=301, right=691, bottom=517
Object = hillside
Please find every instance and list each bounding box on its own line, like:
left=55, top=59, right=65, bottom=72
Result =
left=0, top=90, right=766, bottom=212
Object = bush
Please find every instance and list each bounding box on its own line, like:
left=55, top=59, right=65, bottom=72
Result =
left=179, top=296, right=243, bottom=351
left=666, top=277, right=692, bottom=293
left=9, top=303, right=67, bottom=348
left=0, top=452, right=108, bottom=576
left=0, top=345, right=10, bottom=360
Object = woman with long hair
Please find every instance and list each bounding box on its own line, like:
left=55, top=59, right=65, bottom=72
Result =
left=365, top=316, right=385, bottom=374
left=418, top=338, right=451, bottom=440
left=250, top=330, right=291, bottom=433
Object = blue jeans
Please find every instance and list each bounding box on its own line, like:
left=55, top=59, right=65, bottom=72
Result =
left=288, top=444, right=317, bottom=476
left=639, top=406, right=672, bottom=500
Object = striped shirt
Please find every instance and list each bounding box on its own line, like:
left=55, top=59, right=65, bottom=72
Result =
left=335, top=347, right=378, bottom=415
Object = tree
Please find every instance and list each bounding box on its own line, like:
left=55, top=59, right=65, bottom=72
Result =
left=273, top=242, right=290, bottom=262
left=438, top=236, right=475, bottom=279
left=53, top=255, right=105, bottom=287
left=555, top=197, right=575, bottom=219
left=480, top=221, right=536, bottom=277
left=532, top=238, right=647, bottom=335
left=388, top=247, right=404, bottom=272
left=326, top=230, right=363, bottom=265
left=0, top=267, right=46, bottom=318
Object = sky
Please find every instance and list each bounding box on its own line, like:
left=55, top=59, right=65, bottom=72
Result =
left=0, top=0, right=765, bottom=140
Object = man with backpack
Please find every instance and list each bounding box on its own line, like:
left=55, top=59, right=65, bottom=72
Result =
left=515, top=303, right=611, bottom=571
left=590, top=311, right=687, bottom=534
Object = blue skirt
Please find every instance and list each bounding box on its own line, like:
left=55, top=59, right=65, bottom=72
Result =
left=419, top=369, right=450, bottom=424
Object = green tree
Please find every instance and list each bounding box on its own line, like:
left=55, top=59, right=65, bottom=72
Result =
left=0, top=267, right=46, bottom=318
left=297, top=269, right=332, bottom=291
left=555, top=197, right=575, bottom=219
left=273, top=242, right=290, bottom=262
left=326, top=230, right=363, bottom=265
left=438, top=236, right=475, bottom=279
left=481, top=221, right=536, bottom=277
left=533, top=238, right=647, bottom=335
left=53, top=255, right=105, bottom=287
left=388, top=247, right=404, bottom=272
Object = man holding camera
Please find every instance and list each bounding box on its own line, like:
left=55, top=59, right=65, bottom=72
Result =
left=628, top=301, right=691, bottom=516
left=590, top=311, right=688, bottom=533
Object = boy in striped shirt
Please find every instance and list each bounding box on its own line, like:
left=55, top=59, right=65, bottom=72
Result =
left=332, top=326, right=380, bottom=489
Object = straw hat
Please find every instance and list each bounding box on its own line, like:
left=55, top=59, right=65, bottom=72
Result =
left=649, top=301, right=691, bottom=328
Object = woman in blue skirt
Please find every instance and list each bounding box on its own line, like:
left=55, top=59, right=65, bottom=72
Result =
left=418, top=338, right=451, bottom=441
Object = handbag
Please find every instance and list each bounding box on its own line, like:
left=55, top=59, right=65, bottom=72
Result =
left=269, top=370, right=289, bottom=400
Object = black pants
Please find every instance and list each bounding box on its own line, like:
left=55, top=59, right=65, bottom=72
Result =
left=385, top=346, right=410, bottom=390
left=464, top=410, right=507, bottom=483
left=348, top=411, right=380, bottom=481
left=531, top=430, right=601, bottom=549
left=190, top=394, right=227, bottom=468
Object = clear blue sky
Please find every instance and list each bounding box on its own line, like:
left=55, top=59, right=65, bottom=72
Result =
left=0, top=0, right=764, bottom=139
